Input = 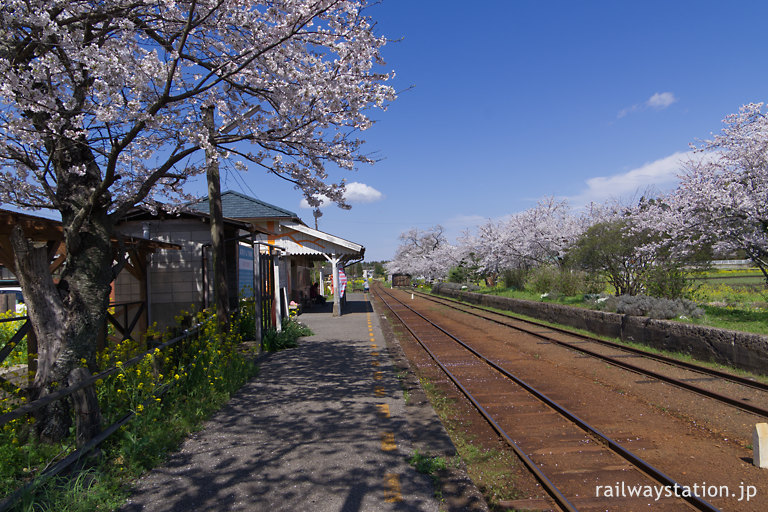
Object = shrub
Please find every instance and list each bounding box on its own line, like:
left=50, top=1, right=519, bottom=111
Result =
left=502, top=268, right=527, bottom=290
left=527, top=265, right=559, bottom=294
left=262, top=318, right=313, bottom=352
left=527, top=265, right=598, bottom=296
left=237, top=299, right=257, bottom=340
left=447, top=266, right=468, bottom=284
left=644, top=265, right=694, bottom=300
left=432, top=282, right=480, bottom=294
left=600, top=294, right=704, bottom=319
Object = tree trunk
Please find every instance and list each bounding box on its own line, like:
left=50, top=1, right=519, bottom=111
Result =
left=9, top=124, right=114, bottom=443
left=203, top=105, right=229, bottom=331
left=11, top=211, right=110, bottom=444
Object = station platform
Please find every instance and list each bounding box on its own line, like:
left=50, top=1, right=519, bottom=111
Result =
left=121, top=292, right=486, bottom=511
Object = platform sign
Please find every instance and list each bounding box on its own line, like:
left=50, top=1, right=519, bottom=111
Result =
left=238, top=243, right=254, bottom=298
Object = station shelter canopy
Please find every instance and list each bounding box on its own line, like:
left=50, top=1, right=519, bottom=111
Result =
left=261, top=222, right=364, bottom=263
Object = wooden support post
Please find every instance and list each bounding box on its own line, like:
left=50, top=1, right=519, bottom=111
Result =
left=202, top=105, right=229, bottom=331
left=273, top=254, right=282, bottom=332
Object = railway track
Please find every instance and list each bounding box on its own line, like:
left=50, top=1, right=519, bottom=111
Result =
left=407, top=289, right=768, bottom=418
left=374, top=284, right=722, bottom=511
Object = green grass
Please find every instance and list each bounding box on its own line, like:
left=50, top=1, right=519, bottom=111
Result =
left=477, top=286, right=595, bottom=308
left=408, top=450, right=447, bottom=479
left=686, top=306, right=768, bottom=334
left=417, top=377, right=523, bottom=507
left=696, top=276, right=765, bottom=287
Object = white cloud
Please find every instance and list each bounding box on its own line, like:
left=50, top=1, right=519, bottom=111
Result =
left=343, top=182, right=384, bottom=203
left=617, top=105, right=639, bottom=119
left=646, top=91, right=677, bottom=109
left=566, top=151, right=694, bottom=207
left=618, top=91, right=678, bottom=118
left=299, top=181, right=384, bottom=208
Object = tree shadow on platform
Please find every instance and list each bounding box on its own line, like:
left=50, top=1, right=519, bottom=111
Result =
left=121, top=330, right=432, bottom=512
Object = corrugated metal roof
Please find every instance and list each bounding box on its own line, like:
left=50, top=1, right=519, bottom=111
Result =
left=188, top=190, right=299, bottom=220
left=256, top=223, right=364, bottom=260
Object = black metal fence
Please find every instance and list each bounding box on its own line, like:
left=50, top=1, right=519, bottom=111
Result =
left=0, top=323, right=203, bottom=511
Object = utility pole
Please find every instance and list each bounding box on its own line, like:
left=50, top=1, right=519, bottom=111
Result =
left=202, top=105, right=229, bottom=331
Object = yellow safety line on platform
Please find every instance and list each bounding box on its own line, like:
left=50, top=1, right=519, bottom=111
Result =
left=367, top=298, right=402, bottom=504
left=384, top=473, right=403, bottom=503
left=381, top=432, right=397, bottom=451
left=376, top=403, right=390, bottom=418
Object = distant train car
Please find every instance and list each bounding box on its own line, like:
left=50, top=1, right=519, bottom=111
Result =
left=391, top=273, right=411, bottom=288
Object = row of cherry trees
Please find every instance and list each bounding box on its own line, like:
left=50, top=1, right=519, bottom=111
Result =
left=389, top=102, right=768, bottom=291
left=387, top=197, right=616, bottom=285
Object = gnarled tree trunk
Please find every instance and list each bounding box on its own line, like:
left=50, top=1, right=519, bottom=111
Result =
left=11, top=211, right=111, bottom=445
left=10, top=132, right=113, bottom=445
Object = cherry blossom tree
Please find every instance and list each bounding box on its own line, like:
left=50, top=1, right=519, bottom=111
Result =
left=457, top=198, right=585, bottom=281
left=507, top=197, right=585, bottom=267
left=387, top=226, right=457, bottom=281
left=0, top=0, right=394, bottom=443
left=638, top=103, right=768, bottom=283
left=454, top=221, right=509, bottom=286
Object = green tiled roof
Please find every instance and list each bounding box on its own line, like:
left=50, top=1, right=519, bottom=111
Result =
left=189, top=190, right=299, bottom=220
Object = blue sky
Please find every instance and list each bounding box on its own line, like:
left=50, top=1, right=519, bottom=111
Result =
left=207, top=0, right=768, bottom=262
left=17, top=1, right=765, bottom=263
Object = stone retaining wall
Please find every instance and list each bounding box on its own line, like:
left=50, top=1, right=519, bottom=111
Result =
left=432, top=284, right=768, bottom=376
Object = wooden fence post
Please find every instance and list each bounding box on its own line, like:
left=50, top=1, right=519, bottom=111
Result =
left=0, top=294, right=11, bottom=314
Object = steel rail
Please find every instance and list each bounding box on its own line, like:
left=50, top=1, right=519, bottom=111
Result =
left=375, top=284, right=720, bottom=512
left=415, top=290, right=768, bottom=417
left=373, top=288, right=578, bottom=512
left=421, top=290, right=768, bottom=391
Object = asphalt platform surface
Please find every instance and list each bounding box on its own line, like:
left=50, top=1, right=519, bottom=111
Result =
left=121, top=292, right=487, bottom=512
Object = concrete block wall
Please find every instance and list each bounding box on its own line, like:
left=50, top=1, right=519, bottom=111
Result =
left=432, top=284, right=768, bottom=376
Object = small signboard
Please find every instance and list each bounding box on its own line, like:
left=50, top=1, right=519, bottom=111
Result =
left=238, top=243, right=254, bottom=298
